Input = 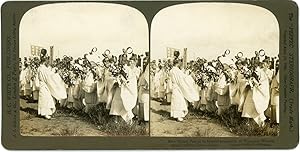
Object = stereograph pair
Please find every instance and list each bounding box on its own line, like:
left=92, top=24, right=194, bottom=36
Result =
left=1, top=0, right=298, bottom=149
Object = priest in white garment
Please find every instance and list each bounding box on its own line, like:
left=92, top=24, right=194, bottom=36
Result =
left=109, top=56, right=138, bottom=125
left=37, top=49, right=67, bottom=119
left=242, top=62, right=270, bottom=127
left=270, top=70, right=279, bottom=124
left=138, top=63, right=150, bottom=122
left=169, top=56, right=199, bottom=122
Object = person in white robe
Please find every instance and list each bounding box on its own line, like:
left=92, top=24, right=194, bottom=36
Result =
left=72, top=62, right=85, bottom=110
left=20, top=65, right=32, bottom=99
left=64, top=70, right=77, bottom=109
left=153, top=67, right=166, bottom=101
left=96, top=65, right=106, bottom=104
left=199, top=82, right=209, bottom=112
left=55, top=68, right=69, bottom=108
left=138, top=64, right=150, bottom=122
left=165, top=72, right=172, bottom=104
left=262, top=60, right=274, bottom=119
left=31, top=73, right=39, bottom=102
left=109, top=60, right=138, bottom=124
left=150, top=61, right=157, bottom=99
left=270, top=70, right=279, bottom=124
left=81, top=69, right=97, bottom=113
left=234, top=61, right=249, bottom=112
left=37, top=55, right=67, bottom=119
left=242, top=64, right=270, bottom=127
left=215, top=69, right=230, bottom=116
left=19, top=65, right=27, bottom=97
left=228, top=68, right=239, bottom=105
left=205, top=79, right=218, bottom=113
left=102, top=58, right=118, bottom=109
left=130, top=57, right=141, bottom=117
left=169, top=58, right=199, bottom=121
left=72, top=76, right=85, bottom=110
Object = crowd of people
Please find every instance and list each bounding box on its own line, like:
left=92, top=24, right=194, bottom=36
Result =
left=19, top=47, right=149, bottom=125
left=151, top=49, right=279, bottom=127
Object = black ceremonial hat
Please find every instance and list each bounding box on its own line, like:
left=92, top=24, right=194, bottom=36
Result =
left=174, top=51, right=180, bottom=58
left=40, top=48, right=47, bottom=56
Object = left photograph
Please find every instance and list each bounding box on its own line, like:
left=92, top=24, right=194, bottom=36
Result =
left=19, top=3, right=149, bottom=136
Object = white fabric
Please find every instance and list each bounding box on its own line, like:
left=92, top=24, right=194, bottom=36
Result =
left=20, top=68, right=32, bottom=95
left=81, top=71, right=96, bottom=93
left=215, top=73, right=228, bottom=96
left=169, top=67, right=199, bottom=118
left=120, top=66, right=138, bottom=112
left=96, top=66, right=106, bottom=103
left=32, top=76, right=40, bottom=91
left=242, top=67, right=270, bottom=126
left=271, top=71, right=279, bottom=123
left=110, top=66, right=138, bottom=122
left=252, top=68, right=270, bottom=114
left=41, top=66, right=67, bottom=100
left=138, top=65, right=150, bottom=121
left=104, top=69, right=117, bottom=109
left=38, top=64, right=67, bottom=116
left=154, top=69, right=166, bottom=98
left=236, top=72, right=248, bottom=112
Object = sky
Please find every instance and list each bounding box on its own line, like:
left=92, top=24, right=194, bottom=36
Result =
left=20, top=3, right=149, bottom=61
left=151, top=3, right=279, bottom=61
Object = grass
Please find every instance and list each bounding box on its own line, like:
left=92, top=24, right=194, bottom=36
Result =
left=195, top=128, right=209, bottom=137
left=20, top=111, right=35, bottom=120
left=20, top=97, right=148, bottom=136
left=51, top=127, right=80, bottom=136
left=57, top=103, right=148, bottom=136
left=191, top=105, right=279, bottom=136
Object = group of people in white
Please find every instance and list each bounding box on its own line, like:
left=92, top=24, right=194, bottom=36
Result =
left=19, top=46, right=280, bottom=128
left=19, top=48, right=149, bottom=125
left=151, top=50, right=279, bottom=127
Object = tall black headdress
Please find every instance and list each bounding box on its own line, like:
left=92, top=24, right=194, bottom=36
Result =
left=40, top=48, right=48, bottom=63
left=174, top=50, right=180, bottom=59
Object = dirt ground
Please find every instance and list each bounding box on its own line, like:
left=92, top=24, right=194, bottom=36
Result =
left=150, top=100, right=237, bottom=137
left=20, top=98, right=107, bottom=136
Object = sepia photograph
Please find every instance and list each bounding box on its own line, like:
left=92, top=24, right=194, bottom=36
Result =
left=19, top=3, right=149, bottom=136
left=150, top=3, right=280, bottom=137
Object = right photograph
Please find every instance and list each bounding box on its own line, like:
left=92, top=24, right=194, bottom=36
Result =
left=150, top=3, right=279, bottom=137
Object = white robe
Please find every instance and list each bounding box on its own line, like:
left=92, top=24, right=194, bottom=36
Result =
left=229, top=70, right=239, bottom=105
left=215, top=73, right=230, bottom=115
left=165, top=73, right=172, bottom=103
left=109, top=66, right=138, bottom=122
left=132, top=66, right=141, bottom=116
left=169, top=67, right=199, bottom=118
left=72, top=78, right=85, bottom=110
left=104, top=69, right=117, bottom=109
left=32, top=75, right=40, bottom=100
left=150, top=74, right=156, bottom=98
left=38, top=64, right=67, bottom=116
left=138, top=65, right=150, bottom=121
left=271, top=71, right=279, bottom=123
left=96, top=66, right=106, bottom=103
left=242, top=67, right=270, bottom=126
left=19, top=68, right=32, bottom=96
left=81, top=71, right=97, bottom=112
left=154, top=69, right=166, bottom=98
left=236, top=72, right=248, bottom=112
